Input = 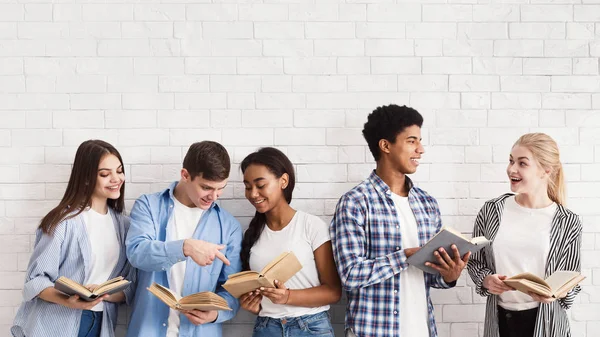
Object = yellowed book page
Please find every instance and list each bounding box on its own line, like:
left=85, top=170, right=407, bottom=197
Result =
left=507, top=272, right=549, bottom=287
left=227, top=271, right=260, bottom=280
left=260, top=251, right=292, bottom=275
left=262, top=252, right=302, bottom=284
left=178, top=303, right=232, bottom=311
left=56, top=277, right=93, bottom=297
left=179, top=292, right=231, bottom=311
left=503, top=279, right=552, bottom=297
left=223, top=277, right=273, bottom=298
left=94, top=279, right=128, bottom=295
left=147, top=283, right=180, bottom=310
left=442, top=226, right=468, bottom=240
left=550, top=273, right=585, bottom=298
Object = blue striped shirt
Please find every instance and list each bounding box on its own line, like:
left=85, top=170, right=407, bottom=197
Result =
left=125, top=181, right=242, bottom=337
left=11, top=209, right=135, bottom=337
left=330, top=170, right=453, bottom=337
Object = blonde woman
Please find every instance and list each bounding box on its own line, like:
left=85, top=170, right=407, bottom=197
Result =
left=467, top=133, right=582, bottom=337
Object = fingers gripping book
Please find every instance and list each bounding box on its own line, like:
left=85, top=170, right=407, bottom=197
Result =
left=406, top=227, right=491, bottom=275
left=54, top=276, right=131, bottom=301
left=222, top=251, right=303, bottom=298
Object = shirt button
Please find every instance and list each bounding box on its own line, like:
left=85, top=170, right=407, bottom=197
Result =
left=396, top=247, right=400, bottom=250
left=394, top=290, right=398, bottom=293
left=163, top=323, right=166, bottom=327
left=393, top=311, right=398, bottom=315
left=396, top=226, right=399, bottom=229
left=170, top=205, right=173, bottom=208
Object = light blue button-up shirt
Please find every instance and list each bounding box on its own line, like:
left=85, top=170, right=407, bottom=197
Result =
left=11, top=209, right=135, bottom=337
left=125, top=181, right=242, bottom=337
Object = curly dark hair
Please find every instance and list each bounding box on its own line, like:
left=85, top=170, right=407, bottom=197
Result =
left=362, top=104, right=423, bottom=161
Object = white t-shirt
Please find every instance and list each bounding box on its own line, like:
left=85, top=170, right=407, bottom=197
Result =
left=249, top=211, right=330, bottom=319
left=81, top=208, right=120, bottom=312
left=390, top=193, right=429, bottom=337
left=166, top=197, right=204, bottom=337
left=494, top=196, right=556, bottom=311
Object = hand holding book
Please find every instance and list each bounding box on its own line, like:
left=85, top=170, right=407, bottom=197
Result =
left=222, top=251, right=302, bottom=298
left=502, top=271, right=584, bottom=299
left=54, top=276, right=131, bottom=302
left=406, top=227, right=489, bottom=275
left=147, top=282, right=231, bottom=311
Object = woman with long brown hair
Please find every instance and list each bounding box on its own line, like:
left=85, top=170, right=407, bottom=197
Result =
left=12, top=140, right=135, bottom=337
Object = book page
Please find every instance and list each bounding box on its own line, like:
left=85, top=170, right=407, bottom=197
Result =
left=470, top=236, right=489, bottom=245
left=545, top=271, right=581, bottom=295
left=442, top=226, right=468, bottom=240
left=260, top=251, right=292, bottom=275
left=56, top=276, right=93, bottom=298
left=227, top=270, right=260, bottom=280
left=150, top=283, right=181, bottom=303
left=507, top=272, right=548, bottom=287
left=95, top=280, right=130, bottom=296
left=94, top=276, right=125, bottom=294
left=179, top=292, right=231, bottom=311
left=262, top=251, right=303, bottom=284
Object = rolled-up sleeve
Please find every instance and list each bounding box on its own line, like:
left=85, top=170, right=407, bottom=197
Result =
left=23, top=223, right=67, bottom=302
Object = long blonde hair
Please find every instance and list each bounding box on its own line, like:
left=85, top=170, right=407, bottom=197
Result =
left=513, top=133, right=565, bottom=205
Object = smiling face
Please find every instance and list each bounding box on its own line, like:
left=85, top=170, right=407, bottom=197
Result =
left=93, top=154, right=125, bottom=202
left=507, top=145, right=550, bottom=195
left=381, top=124, right=425, bottom=175
left=243, top=164, right=289, bottom=214
left=180, top=170, right=228, bottom=210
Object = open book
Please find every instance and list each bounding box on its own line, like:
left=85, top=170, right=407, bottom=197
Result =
left=147, top=282, right=231, bottom=311
left=406, top=227, right=491, bottom=275
left=222, top=251, right=302, bottom=298
left=54, top=276, right=131, bottom=302
left=503, top=271, right=585, bottom=298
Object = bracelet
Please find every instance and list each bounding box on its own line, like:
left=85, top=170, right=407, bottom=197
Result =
left=284, top=289, right=290, bottom=304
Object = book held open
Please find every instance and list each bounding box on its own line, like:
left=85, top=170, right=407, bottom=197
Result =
left=54, top=276, right=131, bottom=302
left=147, top=282, right=231, bottom=311
left=222, top=251, right=302, bottom=298
left=406, top=226, right=491, bottom=275
left=503, top=271, right=585, bottom=299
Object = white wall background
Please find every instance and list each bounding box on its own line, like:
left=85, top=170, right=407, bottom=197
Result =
left=1, top=1, right=599, bottom=336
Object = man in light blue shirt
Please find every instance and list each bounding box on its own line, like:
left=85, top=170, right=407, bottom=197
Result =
left=126, top=141, right=242, bottom=337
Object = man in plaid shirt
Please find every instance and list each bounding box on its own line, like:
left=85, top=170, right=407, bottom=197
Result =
left=330, top=105, right=471, bottom=337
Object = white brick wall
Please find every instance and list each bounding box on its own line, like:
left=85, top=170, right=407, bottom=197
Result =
left=0, top=2, right=599, bottom=337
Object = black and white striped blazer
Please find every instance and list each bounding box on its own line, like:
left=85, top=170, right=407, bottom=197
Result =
left=467, top=193, right=583, bottom=337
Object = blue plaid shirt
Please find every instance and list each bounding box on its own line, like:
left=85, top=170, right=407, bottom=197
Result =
left=330, top=170, right=454, bottom=337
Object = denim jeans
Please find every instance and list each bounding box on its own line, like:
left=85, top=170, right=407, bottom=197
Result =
left=78, top=310, right=103, bottom=337
left=253, top=311, right=334, bottom=337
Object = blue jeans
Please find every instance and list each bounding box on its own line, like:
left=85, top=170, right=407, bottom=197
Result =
left=78, top=310, right=103, bottom=337
left=253, top=311, right=334, bottom=337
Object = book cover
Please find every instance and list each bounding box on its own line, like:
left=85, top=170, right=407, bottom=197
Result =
left=406, top=227, right=491, bottom=275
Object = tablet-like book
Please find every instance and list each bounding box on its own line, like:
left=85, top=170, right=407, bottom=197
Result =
left=503, top=271, right=585, bottom=299
left=222, top=251, right=302, bottom=298
left=406, top=227, right=491, bottom=275
left=54, top=276, right=131, bottom=302
left=147, top=282, right=231, bottom=311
